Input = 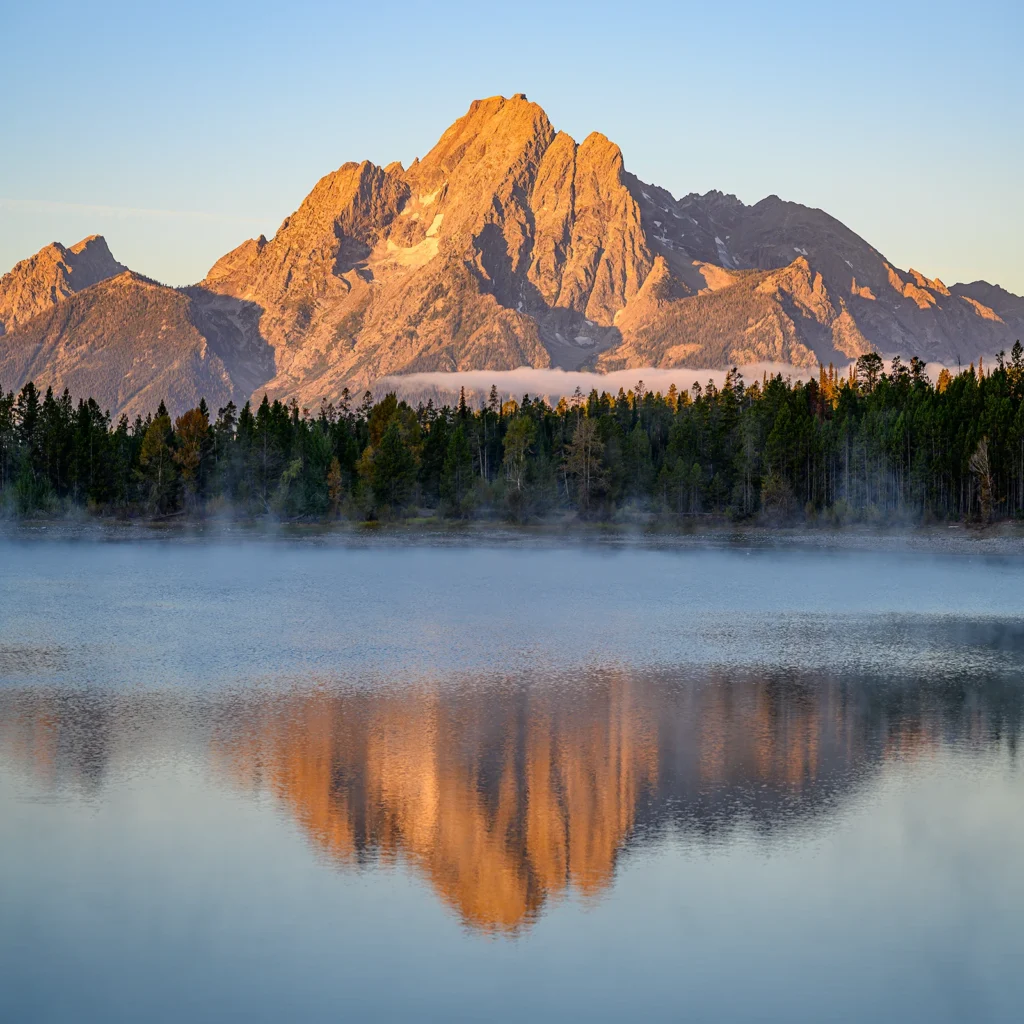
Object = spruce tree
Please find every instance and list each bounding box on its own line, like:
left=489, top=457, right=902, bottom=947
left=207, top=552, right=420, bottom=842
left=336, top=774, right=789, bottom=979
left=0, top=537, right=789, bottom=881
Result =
left=440, top=425, right=474, bottom=516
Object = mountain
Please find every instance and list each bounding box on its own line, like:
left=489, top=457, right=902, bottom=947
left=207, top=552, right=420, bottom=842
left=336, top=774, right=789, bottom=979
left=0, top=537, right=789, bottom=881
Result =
left=199, top=94, right=1024, bottom=402
left=0, top=235, right=125, bottom=335
left=3, top=95, right=1023, bottom=415
left=0, top=265, right=273, bottom=420
left=616, top=188, right=1021, bottom=369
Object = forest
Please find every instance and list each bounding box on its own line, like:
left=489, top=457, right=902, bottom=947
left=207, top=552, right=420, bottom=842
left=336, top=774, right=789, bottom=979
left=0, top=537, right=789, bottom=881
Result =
left=2, top=347, right=1023, bottom=525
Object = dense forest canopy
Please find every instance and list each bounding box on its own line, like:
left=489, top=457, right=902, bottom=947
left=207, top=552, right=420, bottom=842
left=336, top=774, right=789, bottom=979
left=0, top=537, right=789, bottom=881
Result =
left=2, top=347, right=1023, bottom=524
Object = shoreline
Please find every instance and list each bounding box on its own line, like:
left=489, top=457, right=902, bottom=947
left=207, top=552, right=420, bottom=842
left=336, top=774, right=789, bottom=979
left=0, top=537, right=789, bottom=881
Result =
left=3, top=515, right=1024, bottom=557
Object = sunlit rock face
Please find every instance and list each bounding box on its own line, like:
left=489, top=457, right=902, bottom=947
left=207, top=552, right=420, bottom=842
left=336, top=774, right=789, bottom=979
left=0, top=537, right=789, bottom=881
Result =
left=3, top=97, right=1024, bottom=416
left=0, top=235, right=125, bottom=335
left=199, top=94, right=1024, bottom=404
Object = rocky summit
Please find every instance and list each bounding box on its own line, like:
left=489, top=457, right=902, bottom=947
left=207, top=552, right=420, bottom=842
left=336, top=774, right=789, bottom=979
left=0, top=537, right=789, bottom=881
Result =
left=2, top=95, right=1023, bottom=416
left=0, top=235, right=125, bottom=335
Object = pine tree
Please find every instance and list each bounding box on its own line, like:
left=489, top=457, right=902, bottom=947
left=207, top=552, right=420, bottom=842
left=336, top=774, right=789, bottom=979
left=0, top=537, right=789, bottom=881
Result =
left=367, top=421, right=416, bottom=512
left=0, top=389, right=16, bottom=492
left=327, top=456, right=343, bottom=517
left=440, top=425, right=474, bottom=516
left=969, top=436, right=992, bottom=522
left=564, top=417, right=605, bottom=515
left=139, top=413, right=176, bottom=513
left=855, top=353, right=884, bottom=393
left=173, top=407, right=210, bottom=507
left=625, top=422, right=653, bottom=499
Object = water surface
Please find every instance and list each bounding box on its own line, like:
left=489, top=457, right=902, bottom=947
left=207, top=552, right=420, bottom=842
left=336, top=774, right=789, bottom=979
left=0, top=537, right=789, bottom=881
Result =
left=1, top=540, right=1022, bottom=1022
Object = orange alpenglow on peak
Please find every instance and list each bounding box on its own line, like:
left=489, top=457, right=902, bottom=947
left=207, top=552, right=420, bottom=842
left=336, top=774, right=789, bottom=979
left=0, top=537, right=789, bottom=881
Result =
left=2, top=94, right=1024, bottom=416
left=0, top=234, right=126, bottom=334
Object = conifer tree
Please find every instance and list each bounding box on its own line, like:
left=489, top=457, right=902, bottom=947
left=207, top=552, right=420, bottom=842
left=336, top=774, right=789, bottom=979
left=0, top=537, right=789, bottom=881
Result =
left=565, top=416, right=605, bottom=515
left=440, top=424, right=474, bottom=515
left=173, top=407, right=210, bottom=507
left=327, top=457, right=343, bottom=517
left=139, top=413, right=176, bottom=513
left=367, top=421, right=416, bottom=512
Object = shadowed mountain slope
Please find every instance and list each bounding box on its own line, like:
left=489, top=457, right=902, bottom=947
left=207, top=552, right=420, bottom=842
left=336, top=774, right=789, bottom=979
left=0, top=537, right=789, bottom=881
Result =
left=0, top=270, right=273, bottom=420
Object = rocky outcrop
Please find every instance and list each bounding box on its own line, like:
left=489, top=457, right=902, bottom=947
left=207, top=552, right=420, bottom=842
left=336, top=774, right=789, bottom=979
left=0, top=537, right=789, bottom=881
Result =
left=624, top=187, right=1024, bottom=368
left=527, top=131, right=652, bottom=324
left=600, top=257, right=870, bottom=371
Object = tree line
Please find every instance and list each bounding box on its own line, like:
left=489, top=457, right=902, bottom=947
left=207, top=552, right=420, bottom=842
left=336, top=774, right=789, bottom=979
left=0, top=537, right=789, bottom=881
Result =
left=2, top=346, right=1023, bottom=524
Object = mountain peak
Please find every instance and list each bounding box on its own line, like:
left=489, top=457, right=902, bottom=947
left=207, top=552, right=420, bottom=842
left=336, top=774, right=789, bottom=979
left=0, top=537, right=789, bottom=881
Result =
left=0, top=234, right=126, bottom=335
left=408, top=94, right=555, bottom=193
left=68, top=234, right=109, bottom=254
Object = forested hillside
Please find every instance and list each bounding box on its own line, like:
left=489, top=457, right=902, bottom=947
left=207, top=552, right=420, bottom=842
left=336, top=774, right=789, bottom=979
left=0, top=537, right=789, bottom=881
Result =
left=2, top=347, right=1023, bottom=525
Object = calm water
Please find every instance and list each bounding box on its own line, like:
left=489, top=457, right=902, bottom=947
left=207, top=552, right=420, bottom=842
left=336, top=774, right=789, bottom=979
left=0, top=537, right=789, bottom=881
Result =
left=1, top=538, right=1022, bottom=1022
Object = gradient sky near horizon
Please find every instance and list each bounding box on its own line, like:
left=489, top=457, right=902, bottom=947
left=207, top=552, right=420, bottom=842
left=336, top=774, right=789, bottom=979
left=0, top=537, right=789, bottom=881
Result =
left=3, top=0, right=1021, bottom=292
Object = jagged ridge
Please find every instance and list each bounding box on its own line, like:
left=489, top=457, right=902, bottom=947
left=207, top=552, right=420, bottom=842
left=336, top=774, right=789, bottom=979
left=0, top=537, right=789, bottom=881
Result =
left=2, top=94, right=1023, bottom=416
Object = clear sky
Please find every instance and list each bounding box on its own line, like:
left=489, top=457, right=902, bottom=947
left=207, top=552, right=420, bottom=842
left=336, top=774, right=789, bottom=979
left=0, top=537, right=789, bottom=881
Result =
left=3, top=0, right=1021, bottom=292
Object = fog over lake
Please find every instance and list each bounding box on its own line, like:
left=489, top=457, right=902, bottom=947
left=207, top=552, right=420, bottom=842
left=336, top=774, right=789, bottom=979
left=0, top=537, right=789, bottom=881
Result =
left=2, top=540, right=1022, bottom=1022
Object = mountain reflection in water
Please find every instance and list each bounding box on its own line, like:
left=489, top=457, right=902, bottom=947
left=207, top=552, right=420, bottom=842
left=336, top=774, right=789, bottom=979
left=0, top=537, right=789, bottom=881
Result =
left=2, top=669, right=1020, bottom=935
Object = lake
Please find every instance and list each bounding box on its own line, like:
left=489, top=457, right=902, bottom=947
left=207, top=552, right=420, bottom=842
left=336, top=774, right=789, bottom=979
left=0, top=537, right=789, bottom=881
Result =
left=1, top=537, right=1022, bottom=1022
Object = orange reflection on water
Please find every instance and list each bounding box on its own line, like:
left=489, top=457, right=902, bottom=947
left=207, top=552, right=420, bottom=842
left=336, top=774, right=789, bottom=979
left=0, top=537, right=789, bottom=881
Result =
left=3, top=671, right=1017, bottom=935
left=216, top=676, right=659, bottom=933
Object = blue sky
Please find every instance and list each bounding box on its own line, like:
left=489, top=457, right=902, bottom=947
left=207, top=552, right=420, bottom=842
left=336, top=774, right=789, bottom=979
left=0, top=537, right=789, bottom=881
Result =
left=3, top=0, right=1021, bottom=292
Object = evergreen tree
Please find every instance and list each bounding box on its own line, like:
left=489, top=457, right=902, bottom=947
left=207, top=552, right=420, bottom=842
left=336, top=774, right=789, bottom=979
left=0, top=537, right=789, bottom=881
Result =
left=3, top=353, right=1024, bottom=525
left=252, top=396, right=281, bottom=510
left=440, top=425, right=474, bottom=516
left=0, top=389, right=15, bottom=494
left=418, top=411, right=450, bottom=503
left=327, top=456, right=344, bottom=517
left=173, top=407, right=210, bottom=508
left=565, top=417, right=605, bottom=515
left=138, top=413, right=177, bottom=513
left=366, top=421, right=417, bottom=512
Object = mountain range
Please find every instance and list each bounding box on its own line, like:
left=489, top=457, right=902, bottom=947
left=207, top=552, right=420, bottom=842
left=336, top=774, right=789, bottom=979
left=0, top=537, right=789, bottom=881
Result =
left=3, top=94, right=1022, bottom=418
